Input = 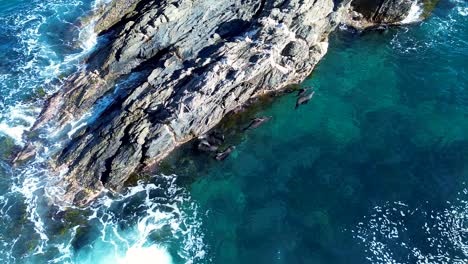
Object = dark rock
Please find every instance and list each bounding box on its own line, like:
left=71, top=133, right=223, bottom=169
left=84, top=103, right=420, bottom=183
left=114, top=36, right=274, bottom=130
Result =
left=351, top=0, right=413, bottom=23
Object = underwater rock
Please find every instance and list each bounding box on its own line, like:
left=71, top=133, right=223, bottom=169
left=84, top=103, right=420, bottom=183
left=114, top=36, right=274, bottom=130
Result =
left=16, top=0, right=436, bottom=205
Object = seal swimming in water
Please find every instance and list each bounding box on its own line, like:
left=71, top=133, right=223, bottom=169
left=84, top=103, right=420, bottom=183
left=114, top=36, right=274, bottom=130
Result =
left=243, top=116, right=272, bottom=131
left=297, top=87, right=312, bottom=97
left=215, top=146, right=236, bottom=161
left=295, top=91, right=315, bottom=109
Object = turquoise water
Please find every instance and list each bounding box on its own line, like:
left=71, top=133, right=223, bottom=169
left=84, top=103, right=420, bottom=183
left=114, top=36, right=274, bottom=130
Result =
left=169, top=1, right=468, bottom=263
left=0, top=0, right=467, bottom=263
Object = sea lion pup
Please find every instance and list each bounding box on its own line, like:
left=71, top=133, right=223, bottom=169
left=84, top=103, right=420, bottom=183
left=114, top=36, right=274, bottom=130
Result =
left=295, top=91, right=315, bottom=109
left=297, top=86, right=312, bottom=97
left=215, top=146, right=236, bottom=161
left=243, top=116, right=272, bottom=131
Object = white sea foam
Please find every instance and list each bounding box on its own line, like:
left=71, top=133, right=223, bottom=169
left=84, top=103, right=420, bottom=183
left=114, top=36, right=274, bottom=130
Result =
left=10, top=159, right=51, bottom=255
left=72, top=175, right=208, bottom=264
left=65, top=94, right=113, bottom=139
left=454, top=0, right=468, bottom=17
left=400, top=0, right=424, bottom=24
left=0, top=0, right=115, bottom=262
left=391, top=0, right=467, bottom=55
left=0, top=0, right=102, bottom=146
left=117, top=245, right=173, bottom=264
left=459, top=8, right=468, bottom=16
left=354, top=187, right=468, bottom=264
left=0, top=123, right=29, bottom=145
left=78, top=20, right=98, bottom=53
left=0, top=1, right=207, bottom=263
left=0, top=104, right=40, bottom=145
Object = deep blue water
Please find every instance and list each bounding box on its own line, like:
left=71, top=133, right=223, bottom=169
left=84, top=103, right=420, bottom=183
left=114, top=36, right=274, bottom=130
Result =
left=0, top=0, right=467, bottom=263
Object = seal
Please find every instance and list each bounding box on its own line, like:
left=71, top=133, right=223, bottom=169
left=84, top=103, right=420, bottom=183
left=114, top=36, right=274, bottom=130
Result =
left=215, top=146, right=236, bottom=161
left=297, top=86, right=312, bottom=97
left=296, top=91, right=315, bottom=109
left=243, top=116, right=272, bottom=131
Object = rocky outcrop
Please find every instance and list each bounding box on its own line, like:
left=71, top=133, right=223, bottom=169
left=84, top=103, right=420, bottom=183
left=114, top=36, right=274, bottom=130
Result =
left=343, top=0, right=430, bottom=29
left=351, top=0, right=413, bottom=23
left=17, top=0, right=428, bottom=205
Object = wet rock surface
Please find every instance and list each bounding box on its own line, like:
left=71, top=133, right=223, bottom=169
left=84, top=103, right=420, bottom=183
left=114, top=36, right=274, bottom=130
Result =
left=17, top=0, right=425, bottom=205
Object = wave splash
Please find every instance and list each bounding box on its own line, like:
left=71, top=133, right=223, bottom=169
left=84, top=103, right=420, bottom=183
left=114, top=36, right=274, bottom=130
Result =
left=391, top=0, right=468, bottom=56
left=71, top=175, right=207, bottom=264
left=400, top=0, right=424, bottom=24
left=0, top=0, right=101, bottom=146
left=0, top=0, right=208, bottom=263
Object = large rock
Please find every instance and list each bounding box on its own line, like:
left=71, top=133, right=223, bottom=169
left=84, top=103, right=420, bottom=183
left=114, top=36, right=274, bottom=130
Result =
left=351, top=0, right=413, bottom=23
left=342, top=0, right=419, bottom=29
left=17, top=0, right=427, bottom=206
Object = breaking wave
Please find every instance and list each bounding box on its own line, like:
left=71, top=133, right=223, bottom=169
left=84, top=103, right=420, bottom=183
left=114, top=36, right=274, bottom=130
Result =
left=0, top=0, right=99, bottom=146
left=391, top=0, right=468, bottom=55
left=0, top=0, right=208, bottom=263
left=400, top=0, right=424, bottom=24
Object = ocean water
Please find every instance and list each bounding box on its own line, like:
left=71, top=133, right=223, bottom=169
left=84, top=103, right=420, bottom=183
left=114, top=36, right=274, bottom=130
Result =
left=0, top=0, right=466, bottom=264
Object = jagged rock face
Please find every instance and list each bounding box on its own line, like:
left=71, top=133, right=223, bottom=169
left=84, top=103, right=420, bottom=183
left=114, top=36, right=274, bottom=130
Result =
left=27, top=0, right=340, bottom=205
left=94, top=0, right=141, bottom=34
left=19, top=0, right=417, bottom=206
left=351, top=0, right=413, bottom=23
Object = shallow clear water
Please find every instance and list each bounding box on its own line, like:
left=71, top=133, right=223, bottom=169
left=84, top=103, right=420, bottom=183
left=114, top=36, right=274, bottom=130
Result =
left=0, top=0, right=467, bottom=263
